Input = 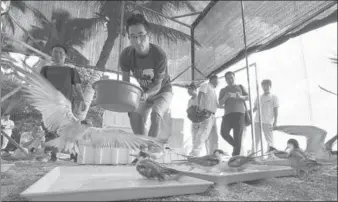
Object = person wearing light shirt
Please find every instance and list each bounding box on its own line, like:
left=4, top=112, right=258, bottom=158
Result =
left=1, top=113, right=15, bottom=150
left=253, top=79, right=279, bottom=153
left=190, top=75, right=219, bottom=157
left=12, top=125, right=46, bottom=159
left=186, top=83, right=200, bottom=152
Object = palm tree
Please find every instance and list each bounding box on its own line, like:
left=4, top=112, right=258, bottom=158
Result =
left=1, top=1, right=27, bottom=34
left=93, top=1, right=201, bottom=69
left=24, top=9, right=101, bottom=67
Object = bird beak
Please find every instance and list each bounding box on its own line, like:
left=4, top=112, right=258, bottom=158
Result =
left=129, top=154, right=138, bottom=157
left=284, top=147, right=288, bottom=151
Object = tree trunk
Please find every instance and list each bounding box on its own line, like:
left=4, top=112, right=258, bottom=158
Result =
left=95, top=29, right=118, bottom=70
left=74, top=72, right=102, bottom=121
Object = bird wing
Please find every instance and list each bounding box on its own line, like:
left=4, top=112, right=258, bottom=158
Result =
left=289, top=149, right=309, bottom=160
left=10, top=63, right=78, bottom=133
left=87, top=127, right=162, bottom=151
left=274, top=125, right=327, bottom=137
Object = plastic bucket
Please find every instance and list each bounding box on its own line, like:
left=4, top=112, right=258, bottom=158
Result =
left=93, top=80, right=143, bottom=112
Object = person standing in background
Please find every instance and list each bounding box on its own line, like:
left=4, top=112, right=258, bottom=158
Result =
left=186, top=83, right=200, bottom=153
left=1, top=113, right=15, bottom=152
left=253, top=79, right=279, bottom=153
left=189, top=75, right=219, bottom=157
left=219, top=71, right=249, bottom=156
left=40, top=44, right=86, bottom=162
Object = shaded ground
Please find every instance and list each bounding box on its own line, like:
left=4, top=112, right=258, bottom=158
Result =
left=1, top=160, right=337, bottom=201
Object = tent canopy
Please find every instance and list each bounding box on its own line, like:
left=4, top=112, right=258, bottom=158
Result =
left=3, top=1, right=337, bottom=86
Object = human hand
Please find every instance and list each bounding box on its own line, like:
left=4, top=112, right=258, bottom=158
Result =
left=140, top=93, right=148, bottom=102
left=272, top=122, right=277, bottom=130
left=235, top=92, right=242, bottom=100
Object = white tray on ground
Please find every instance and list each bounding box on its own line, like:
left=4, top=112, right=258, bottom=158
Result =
left=171, top=163, right=296, bottom=184
left=20, top=165, right=213, bottom=201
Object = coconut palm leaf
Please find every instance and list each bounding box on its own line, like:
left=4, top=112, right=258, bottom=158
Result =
left=138, top=0, right=196, bottom=23
left=10, top=0, right=27, bottom=13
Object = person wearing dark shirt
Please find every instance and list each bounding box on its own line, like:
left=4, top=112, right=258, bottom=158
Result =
left=219, top=71, right=249, bottom=156
left=40, top=44, right=86, bottom=161
left=119, top=14, right=172, bottom=147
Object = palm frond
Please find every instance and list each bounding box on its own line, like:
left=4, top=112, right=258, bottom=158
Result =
left=1, top=14, right=15, bottom=34
left=149, top=22, right=201, bottom=47
left=66, top=47, right=90, bottom=67
left=65, top=17, right=103, bottom=48
left=10, top=0, right=27, bottom=13
left=28, top=26, right=49, bottom=42
left=144, top=1, right=196, bottom=14
left=25, top=3, right=50, bottom=26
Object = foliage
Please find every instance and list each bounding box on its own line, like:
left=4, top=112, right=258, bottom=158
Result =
left=25, top=9, right=101, bottom=67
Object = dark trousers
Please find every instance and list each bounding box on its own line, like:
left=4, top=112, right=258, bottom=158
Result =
left=221, top=112, right=245, bottom=156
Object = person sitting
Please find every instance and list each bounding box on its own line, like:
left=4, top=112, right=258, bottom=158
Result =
left=11, top=125, right=46, bottom=159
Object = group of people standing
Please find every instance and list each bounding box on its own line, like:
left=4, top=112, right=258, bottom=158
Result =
left=186, top=72, right=279, bottom=157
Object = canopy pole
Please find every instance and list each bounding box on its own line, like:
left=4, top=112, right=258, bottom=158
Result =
left=117, top=1, right=125, bottom=81
left=240, top=1, right=258, bottom=156
left=254, top=63, right=265, bottom=154
left=190, top=27, right=195, bottom=82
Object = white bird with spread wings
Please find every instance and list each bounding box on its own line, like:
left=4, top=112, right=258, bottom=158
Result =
left=11, top=64, right=162, bottom=154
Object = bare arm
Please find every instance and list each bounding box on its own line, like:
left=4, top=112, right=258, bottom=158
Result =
left=273, top=107, right=279, bottom=124
left=197, top=92, right=205, bottom=108
left=253, top=97, right=258, bottom=112
left=145, top=78, right=163, bottom=98
left=75, top=84, right=85, bottom=101
left=238, top=85, right=249, bottom=101
left=273, top=96, right=279, bottom=125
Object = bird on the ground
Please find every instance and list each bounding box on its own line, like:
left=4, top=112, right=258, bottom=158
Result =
left=136, top=158, right=182, bottom=181
left=288, top=151, right=323, bottom=180
left=136, top=157, right=219, bottom=182
left=10, top=63, right=162, bottom=157
left=170, top=151, right=224, bottom=173
left=227, top=150, right=266, bottom=171
left=274, top=125, right=337, bottom=159
left=271, top=138, right=326, bottom=180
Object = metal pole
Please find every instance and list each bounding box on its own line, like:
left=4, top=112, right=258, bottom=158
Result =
left=240, top=1, right=257, bottom=155
left=117, top=1, right=125, bottom=81
left=254, top=63, right=265, bottom=154
left=190, top=27, right=195, bottom=82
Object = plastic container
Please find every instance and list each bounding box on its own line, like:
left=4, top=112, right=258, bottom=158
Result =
left=93, top=80, right=143, bottom=112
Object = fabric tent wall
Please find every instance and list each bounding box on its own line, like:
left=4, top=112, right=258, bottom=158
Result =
left=192, top=1, right=337, bottom=82
left=213, top=23, right=337, bottom=153
left=171, top=22, right=337, bottom=155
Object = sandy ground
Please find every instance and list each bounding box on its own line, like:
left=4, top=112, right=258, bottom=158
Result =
left=1, top=160, right=337, bottom=201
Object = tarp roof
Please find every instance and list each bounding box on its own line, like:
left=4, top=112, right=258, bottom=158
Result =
left=2, top=1, right=337, bottom=87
